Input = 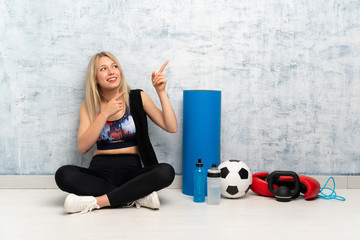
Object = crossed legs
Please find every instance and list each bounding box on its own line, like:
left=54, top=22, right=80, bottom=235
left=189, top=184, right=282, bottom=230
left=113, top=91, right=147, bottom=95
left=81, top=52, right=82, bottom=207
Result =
left=55, top=154, right=175, bottom=211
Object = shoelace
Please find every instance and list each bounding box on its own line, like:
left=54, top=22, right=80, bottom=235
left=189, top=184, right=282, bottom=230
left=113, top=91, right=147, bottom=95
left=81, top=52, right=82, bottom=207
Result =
left=123, top=192, right=158, bottom=209
left=135, top=198, right=146, bottom=208
left=125, top=200, right=142, bottom=209
left=125, top=194, right=153, bottom=209
left=79, top=201, right=100, bottom=214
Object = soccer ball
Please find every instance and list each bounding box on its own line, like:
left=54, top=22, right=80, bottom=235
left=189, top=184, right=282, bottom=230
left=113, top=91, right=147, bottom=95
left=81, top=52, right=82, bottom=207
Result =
left=219, top=160, right=252, bottom=198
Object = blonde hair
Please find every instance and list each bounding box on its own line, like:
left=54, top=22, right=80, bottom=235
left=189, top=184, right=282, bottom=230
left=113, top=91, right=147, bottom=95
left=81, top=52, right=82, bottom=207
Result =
left=85, top=51, right=131, bottom=123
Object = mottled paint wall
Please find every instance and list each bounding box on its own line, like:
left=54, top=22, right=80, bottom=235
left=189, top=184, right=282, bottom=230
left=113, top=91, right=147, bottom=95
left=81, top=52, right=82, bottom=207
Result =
left=0, top=0, right=359, bottom=175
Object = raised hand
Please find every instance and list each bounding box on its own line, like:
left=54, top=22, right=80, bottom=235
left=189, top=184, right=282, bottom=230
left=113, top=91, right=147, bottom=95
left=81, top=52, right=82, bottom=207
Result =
left=102, top=91, right=126, bottom=118
left=152, top=61, right=168, bottom=93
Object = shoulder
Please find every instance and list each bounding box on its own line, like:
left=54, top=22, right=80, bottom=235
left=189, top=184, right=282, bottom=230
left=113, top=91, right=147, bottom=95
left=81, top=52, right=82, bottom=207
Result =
left=79, top=101, right=91, bottom=122
left=130, top=89, right=142, bottom=102
left=80, top=101, right=87, bottom=111
left=140, top=91, right=153, bottom=107
left=130, top=89, right=150, bottom=105
left=130, top=89, right=143, bottom=96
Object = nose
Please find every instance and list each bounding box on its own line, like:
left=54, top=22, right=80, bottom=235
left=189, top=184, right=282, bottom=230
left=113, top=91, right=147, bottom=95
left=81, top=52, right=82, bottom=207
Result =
left=108, top=67, right=114, bottom=75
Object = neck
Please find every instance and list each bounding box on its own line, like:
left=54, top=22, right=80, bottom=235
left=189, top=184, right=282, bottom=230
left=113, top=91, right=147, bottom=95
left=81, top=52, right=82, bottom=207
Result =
left=99, top=88, right=119, bottom=102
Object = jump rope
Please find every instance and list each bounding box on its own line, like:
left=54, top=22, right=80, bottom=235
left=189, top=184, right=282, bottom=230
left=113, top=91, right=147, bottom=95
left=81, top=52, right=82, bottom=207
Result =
left=318, top=177, right=346, bottom=201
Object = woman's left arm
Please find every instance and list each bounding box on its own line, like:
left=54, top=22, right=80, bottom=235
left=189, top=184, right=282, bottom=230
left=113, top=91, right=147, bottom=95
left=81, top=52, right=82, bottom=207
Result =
left=141, top=62, right=178, bottom=133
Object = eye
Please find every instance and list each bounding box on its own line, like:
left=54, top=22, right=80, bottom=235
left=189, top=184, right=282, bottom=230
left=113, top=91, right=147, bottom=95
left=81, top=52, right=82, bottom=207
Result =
left=112, top=65, right=118, bottom=69
left=100, top=67, right=106, bottom=71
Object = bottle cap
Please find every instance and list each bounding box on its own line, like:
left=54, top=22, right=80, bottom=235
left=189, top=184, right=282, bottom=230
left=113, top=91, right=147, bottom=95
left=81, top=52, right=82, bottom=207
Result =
left=196, top=159, right=203, bottom=167
left=207, top=164, right=221, bottom=177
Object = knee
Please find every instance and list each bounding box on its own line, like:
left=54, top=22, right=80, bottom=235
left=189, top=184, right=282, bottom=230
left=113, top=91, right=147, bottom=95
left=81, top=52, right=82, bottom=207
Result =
left=54, top=165, right=76, bottom=191
left=156, top=163, right=175, bottom=188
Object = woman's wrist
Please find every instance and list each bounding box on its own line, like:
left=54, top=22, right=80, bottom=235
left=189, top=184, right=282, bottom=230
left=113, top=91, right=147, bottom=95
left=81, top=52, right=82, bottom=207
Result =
left=156, top=89, right=168, bottom=98
left=98, top=111, right=110, bottom=122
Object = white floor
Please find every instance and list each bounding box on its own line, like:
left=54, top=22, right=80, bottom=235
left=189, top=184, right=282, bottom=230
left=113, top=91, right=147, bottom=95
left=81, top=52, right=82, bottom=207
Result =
left=0, top=188, right=359, bottom=240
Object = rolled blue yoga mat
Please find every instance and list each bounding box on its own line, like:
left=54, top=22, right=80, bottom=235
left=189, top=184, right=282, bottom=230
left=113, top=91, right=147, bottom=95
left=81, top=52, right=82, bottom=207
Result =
left=182, top=90, right=221, bottom=196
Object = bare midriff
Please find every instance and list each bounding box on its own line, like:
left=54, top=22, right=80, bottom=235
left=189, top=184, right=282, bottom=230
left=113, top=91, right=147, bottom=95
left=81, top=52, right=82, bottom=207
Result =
left=94, top=145, right=139, bottom=156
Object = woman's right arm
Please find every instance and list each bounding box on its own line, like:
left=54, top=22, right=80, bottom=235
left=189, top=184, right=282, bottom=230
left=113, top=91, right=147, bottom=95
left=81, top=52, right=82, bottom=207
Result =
left=77, top=101, right=108, bottom=154
left=77, top=92, right=125, bottom=153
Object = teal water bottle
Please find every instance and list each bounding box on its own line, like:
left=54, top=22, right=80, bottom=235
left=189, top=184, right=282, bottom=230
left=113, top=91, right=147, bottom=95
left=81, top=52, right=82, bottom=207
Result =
left=193, top=159, right=205, bottom=203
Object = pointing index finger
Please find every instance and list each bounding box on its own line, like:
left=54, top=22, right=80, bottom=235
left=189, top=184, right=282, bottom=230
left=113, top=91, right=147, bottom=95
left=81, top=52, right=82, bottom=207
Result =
left=114, top=91, right=125, bottom=100
left=158, top=61, right=168, bottom=73
left=119, top=91, right=126, bottom=97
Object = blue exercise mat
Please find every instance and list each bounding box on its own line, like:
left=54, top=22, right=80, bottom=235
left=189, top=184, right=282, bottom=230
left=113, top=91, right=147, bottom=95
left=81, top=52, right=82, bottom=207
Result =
left=182, top=90, right=221, bottom=196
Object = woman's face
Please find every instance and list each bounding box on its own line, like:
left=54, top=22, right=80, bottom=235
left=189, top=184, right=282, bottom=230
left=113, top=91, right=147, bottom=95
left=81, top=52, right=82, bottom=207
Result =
left=96, top=56, right=121, bottom=90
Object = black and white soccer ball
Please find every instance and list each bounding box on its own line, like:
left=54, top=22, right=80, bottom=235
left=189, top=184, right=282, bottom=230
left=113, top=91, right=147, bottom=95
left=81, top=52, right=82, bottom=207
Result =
left=219, top=160, right=252, bottom=198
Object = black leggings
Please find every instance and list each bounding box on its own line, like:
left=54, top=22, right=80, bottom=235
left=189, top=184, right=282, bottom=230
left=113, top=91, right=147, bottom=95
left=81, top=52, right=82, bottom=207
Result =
left=55, top=154, right=175, bottom=207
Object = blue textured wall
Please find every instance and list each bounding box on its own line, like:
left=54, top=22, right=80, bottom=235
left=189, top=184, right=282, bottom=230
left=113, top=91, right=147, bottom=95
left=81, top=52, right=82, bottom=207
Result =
left=1, top=0, right=359, bottom=175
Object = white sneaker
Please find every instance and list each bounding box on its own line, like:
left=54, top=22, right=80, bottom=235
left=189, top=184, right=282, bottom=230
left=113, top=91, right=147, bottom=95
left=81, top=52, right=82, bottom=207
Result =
left=128, top=191, right=160, bottom=210
left=63, top=194, right=100, bottom=214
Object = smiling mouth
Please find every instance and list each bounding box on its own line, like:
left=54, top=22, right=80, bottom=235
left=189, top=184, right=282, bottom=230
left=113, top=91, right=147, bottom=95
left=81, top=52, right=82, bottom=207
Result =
left=107, top=77, right=117, bottom=82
